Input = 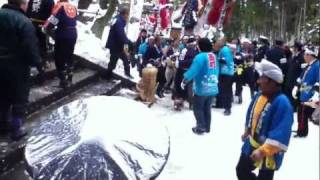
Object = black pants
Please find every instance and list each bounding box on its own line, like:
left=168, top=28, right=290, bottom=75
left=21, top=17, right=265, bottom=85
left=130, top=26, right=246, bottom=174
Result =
left=235, top=74, right=244, bottom=97
left=174, top=68, right=188, bottom=99
left=193, top=95, right=213, bottom=132
left=107, top=51, right=130, bottom=75
left=34, top=24, right=48, bottom=58
left=236, top=153, right=275, bottom=180
left=54, top=38, right=77, bottom=80
left=244, top=66, right=256, bottom=98
left=157, top=66, right=166, bottom=93
left=297, top=104, right=314, bottom=136
left=0, top=65, right=29, bottom=132
left=218, top=75, right=233, bottom=110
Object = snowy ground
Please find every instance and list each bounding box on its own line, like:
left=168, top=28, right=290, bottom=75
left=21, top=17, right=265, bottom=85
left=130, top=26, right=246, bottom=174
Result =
left=2, top=0, right=316, bottom=178
left=116, top=86, right=319, bottom=180
left=75, top=18, right=319, bottom=178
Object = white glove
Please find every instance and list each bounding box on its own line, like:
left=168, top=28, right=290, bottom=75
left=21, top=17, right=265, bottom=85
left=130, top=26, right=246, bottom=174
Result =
left=280, top=58, right=287, bottom=64
left=181, top=80, right=187, bottom=90
left=292, top=86, right=298, bottom=99
left=235, top=55, right=242, bottom=60
left=161, top=60, right=166, bottom=67
left=124, top=44, right=129, bottom=56
left=175, top=60, right=179, bottom=68
left=310, top=91, right=319, bottom=102
left=41, top=27, right=47, bottom=34
left=138, top=54, right=143, bottom=64
left=165, top=57, right=170, bottom=64
left=301, top=63, right=308, bottom=69
left=304, top=92, right=319, bottom=108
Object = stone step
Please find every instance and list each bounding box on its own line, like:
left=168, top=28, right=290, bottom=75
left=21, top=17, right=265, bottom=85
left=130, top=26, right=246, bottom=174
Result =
left=27, top=68, right=99, bottom=116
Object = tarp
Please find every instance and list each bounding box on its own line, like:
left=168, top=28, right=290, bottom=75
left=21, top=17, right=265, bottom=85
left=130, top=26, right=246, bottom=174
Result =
left=25, top=96, right=170, bottom=180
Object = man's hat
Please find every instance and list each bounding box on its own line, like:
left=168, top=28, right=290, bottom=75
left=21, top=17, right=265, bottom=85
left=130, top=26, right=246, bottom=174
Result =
left=259, top=35, right=268, bottom=40
left=255, top=59, right=284, bottom=84
left=182, top=35, right=189, bottom=40
left=149, top=35, right=155, bottom=39
left=305, top=47, right=317, bottom=57
left=187, top=36, right=196, bottom=44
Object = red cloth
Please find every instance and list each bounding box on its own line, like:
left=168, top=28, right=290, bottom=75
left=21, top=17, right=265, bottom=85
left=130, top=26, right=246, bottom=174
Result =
left=149, top=15, right=157, bottom=24
left=159, top=0, right=169, bottom=29
left=207, top=0, right=224, bottom=25
left=207, top=0, right=235, bottom=26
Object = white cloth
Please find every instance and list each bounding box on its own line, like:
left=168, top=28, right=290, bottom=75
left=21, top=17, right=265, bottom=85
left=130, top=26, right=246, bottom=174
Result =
left=292, top=86, right=298, bottom=100
left=255, top=59, right=284, bottom=84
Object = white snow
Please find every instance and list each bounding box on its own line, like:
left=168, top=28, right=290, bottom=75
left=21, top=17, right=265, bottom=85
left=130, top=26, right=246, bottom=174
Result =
left=0, top=1, right=5, bottom=7
left=116, top=86, right=319, bottom=180
left=19, top=0, right=318, bottom=178
left=127, top=0, right=144, bottom=41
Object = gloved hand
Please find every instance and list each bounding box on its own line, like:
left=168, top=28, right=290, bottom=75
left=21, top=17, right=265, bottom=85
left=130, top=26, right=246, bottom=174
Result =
left=41, top=26, right=47, bottom=34
left=124, top=44, right=129, bottom=56
left=313, top=82, right=320, bottom=92
left=304, top=92, right=319, bottom=108
left=161, top=60, right=166, bottom=67
left=219, top=57, right=227, bottom=64
left=138, top=54, right=143, bottom=65
left=181, top=80, right=187, bottom=90
left=175, top=60, right=179, bottom=68
left=280, top=58, right=287, bottom=64
left=292, top=86, right=299, bottom=99
left=301, top=63, right=308, bottom=69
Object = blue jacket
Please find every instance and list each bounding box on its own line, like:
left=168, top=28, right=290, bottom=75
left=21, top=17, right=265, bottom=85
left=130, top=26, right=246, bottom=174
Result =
left=299, top=59, right=320, bottom=102
left=138, top=42, right=148, bottom=55
left=106, top=15, right=129, bottom=53
left=179, top=43, right=186, bottom=52
left=242, top=93, right=293, bottom=170
left=184, top=52, right=219, bottom=96
left=219, top=45, right=234, bottom=76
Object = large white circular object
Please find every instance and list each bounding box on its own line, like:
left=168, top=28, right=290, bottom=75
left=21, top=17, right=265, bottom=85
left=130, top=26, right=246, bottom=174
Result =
left=25, top=96, right=170, bottom=180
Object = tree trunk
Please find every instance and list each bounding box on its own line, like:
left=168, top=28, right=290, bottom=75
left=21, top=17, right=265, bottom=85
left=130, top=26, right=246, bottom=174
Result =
left=91, top=0, right=118, bottom=39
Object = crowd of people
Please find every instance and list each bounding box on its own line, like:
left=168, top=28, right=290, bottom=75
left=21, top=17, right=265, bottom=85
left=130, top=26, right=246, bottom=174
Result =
left=108, top=6, right=319, bottom=126
left=0, top=0, right=319, bottom=179
left=105, top=6, right=319, bottom=180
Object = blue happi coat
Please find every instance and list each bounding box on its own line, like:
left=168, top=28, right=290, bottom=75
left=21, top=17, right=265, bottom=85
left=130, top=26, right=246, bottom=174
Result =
left=184, top=52, right=219, bottom=96
left=299, top=59, right=320, bottom=102
left=241, top=93, right=293, bottom=170
left=219, top=45, right=234, bottom=76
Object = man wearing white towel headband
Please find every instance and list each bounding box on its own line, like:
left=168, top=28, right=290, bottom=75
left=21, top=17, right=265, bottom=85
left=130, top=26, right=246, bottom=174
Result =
left=236, top=59, right=294, bottom=180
